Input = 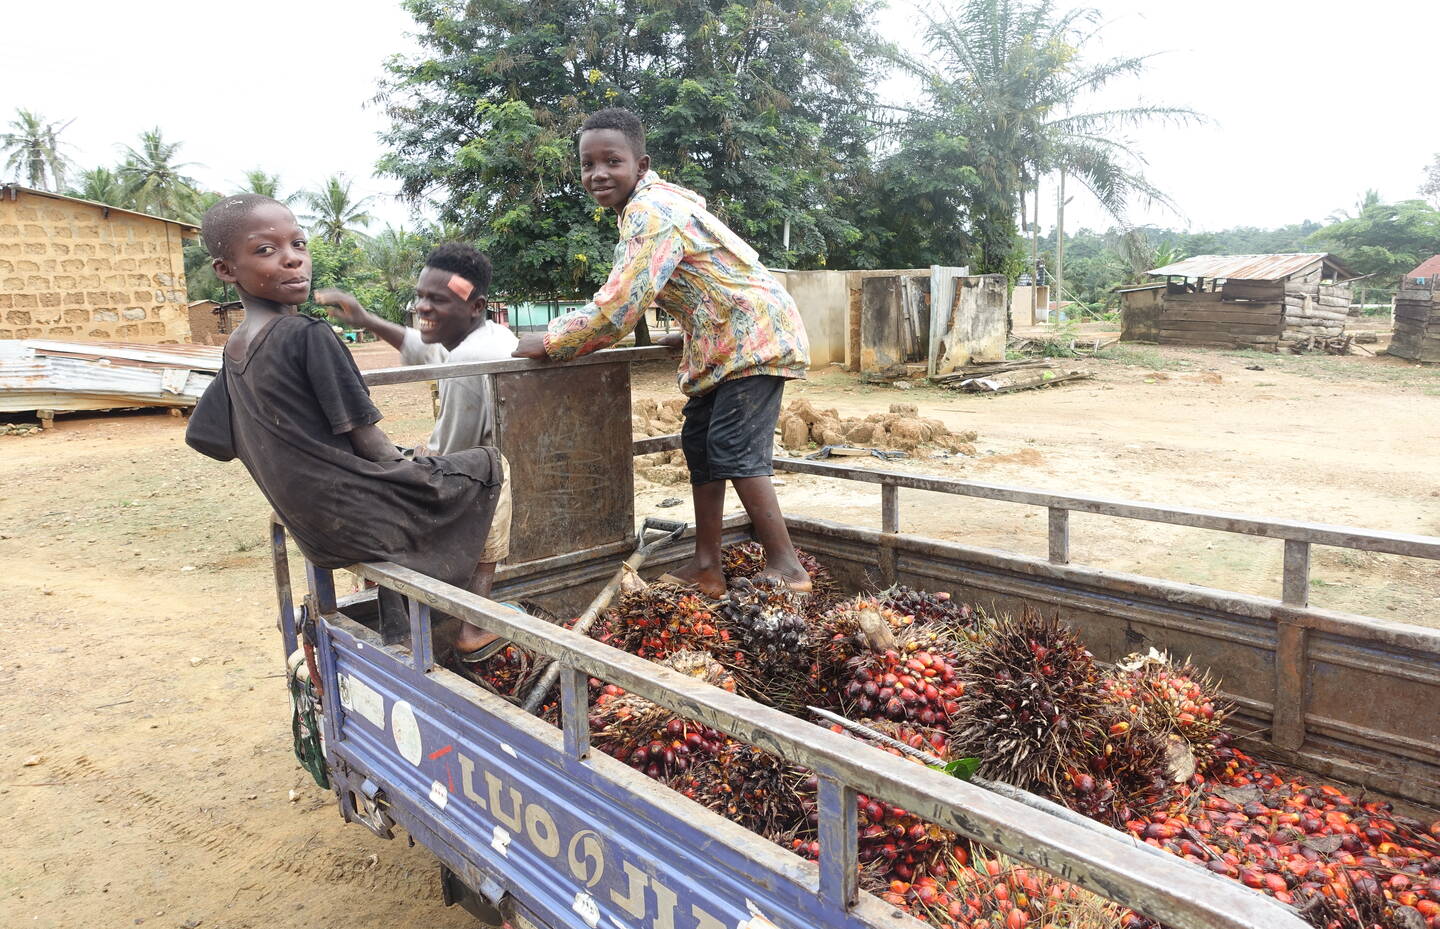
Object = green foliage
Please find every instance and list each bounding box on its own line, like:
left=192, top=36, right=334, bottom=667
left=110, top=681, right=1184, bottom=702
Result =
left=118, top=128, right=203, bottom=221
left=2, top=109, right=74, bottom=191
left=1306, top=194, right=1440, bottom=290
left=240, top=169, right=293, bottom=203
left=377, top=0, right=888, bottom=296
left=912, top=0, right=1195, bottom=275
left=302, top=174, right=376, bottom=244
left=364, top=225, right=430, bottom=322
left=67, top=167, right=129, bottom=207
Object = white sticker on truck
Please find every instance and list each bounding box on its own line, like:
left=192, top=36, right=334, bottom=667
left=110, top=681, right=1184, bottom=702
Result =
left=337, top=673, right=385, bottom=731
left=391, top=700, right=423, bottom=766
left=428, top=779, right=448, bottom=809
left=491, top=825, right=512, bottom=857
left=572, top=891, right=600, bottom=928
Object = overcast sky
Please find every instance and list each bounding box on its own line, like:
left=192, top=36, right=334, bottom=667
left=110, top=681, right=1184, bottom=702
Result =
left=4, top=0, right=1436, bottom=239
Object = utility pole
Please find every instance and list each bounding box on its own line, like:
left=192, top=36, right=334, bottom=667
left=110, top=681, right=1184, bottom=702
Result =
left=1031, top=184, right=1041, bottom=325
left=1056, top=170, right=1066, bottom=317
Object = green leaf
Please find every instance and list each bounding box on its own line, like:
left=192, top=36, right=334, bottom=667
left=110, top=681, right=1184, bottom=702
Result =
left=937, top=757, right=981, bottom=781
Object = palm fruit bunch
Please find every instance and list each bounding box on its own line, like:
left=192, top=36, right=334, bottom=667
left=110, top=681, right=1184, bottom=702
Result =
left=589, top=651, right=732, bottom=780
left=670, top=741, right=811, bottom=839
left=715, top=576, right=812, bottom=710
left=803, top=597, right=923, bottom=708
left=880, top=585, right=981, bottom=638
left=721, top=540, right=838, bottom=598
left=948, top=609, right=1117, bottom=799
left=593, top=583, right=726, bottom=661
left=840, top=646, right=964, bottom=727
left=474, top=644, right=535, bottom=698
left=1101, top=650, right=1230, bottom=771
left=880, top=848, right=1129, bottom=929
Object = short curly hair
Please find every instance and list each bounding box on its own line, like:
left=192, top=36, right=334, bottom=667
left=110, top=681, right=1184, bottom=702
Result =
left=424, top=242, right=492, bottom=297
left=201, top=194, right=287, bottom=260
left=580, top=107, right=646, bottom=157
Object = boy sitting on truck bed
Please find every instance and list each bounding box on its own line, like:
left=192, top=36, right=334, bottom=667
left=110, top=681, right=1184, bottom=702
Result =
left=315, top=243, right=518, bottom=622
left=513, top=107, right=811, bottom=599
left=184, top=195, right=508, bottom=661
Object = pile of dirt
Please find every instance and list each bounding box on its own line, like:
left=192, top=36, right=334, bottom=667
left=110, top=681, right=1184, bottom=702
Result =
left=777, top=400, right=977, bottom=454
left=631, top=399, right=978, bottom=486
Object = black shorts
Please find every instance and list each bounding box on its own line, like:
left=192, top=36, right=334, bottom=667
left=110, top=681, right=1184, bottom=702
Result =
left=681, top=375, right=786, bottom=485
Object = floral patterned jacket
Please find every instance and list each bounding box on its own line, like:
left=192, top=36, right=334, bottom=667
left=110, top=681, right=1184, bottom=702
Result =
left=544, top=171, right=810, bottom=396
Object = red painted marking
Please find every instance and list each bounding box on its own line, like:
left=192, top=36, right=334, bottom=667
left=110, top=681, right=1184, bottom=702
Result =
left=428, top=744, right=454, bottom=760
left=447, top=764, right=455, bottom=794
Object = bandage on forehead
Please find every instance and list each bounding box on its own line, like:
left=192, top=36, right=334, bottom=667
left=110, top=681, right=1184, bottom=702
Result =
left=446, top=273, right=475, bottom=300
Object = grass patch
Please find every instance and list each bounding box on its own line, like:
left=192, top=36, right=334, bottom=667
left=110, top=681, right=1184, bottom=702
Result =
left=1094, top=345, right=1188, bottom=370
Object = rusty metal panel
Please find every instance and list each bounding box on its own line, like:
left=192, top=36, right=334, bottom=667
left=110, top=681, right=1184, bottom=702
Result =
left=859, top=276, right=905, bottom=373
left=492, top=361, right=635, bottom=565
left=1148, top=253, right=1341, bottom=281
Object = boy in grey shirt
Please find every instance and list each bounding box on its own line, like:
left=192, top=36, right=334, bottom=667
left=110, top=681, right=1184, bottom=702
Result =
left=318, top=243, right=518, bottom=660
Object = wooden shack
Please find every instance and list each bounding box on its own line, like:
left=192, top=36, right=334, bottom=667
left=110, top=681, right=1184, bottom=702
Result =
left=1119, top=253, right=1356, bottom=352
left=1391, top=256, right=1440, bottom=362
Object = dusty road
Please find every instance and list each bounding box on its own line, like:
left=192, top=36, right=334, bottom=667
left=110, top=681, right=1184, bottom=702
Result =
left=2, top=338, right=1437, bottom=928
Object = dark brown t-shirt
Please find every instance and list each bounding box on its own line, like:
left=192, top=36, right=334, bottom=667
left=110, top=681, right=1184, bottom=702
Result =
left=186, top=313, right=500, bottom=587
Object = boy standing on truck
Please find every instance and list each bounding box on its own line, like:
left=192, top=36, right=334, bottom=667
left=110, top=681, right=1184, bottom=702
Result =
left=185, top=197, right=509, bottom=662
left=513, top=107, right=811, bottom=599
left=315, top=244, right=518, bottom=628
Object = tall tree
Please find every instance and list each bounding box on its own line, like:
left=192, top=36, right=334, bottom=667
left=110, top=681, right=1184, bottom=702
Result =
left=377, top=0, right=888, bottom=296
left=1308, top=195, right=1440, bottom=286
left=910, top=0, right=1194, bottom=275
left=2, top=109, right=74, bottom=191
left=302, top=174, right=376, bottom=244
left=240, top=169, right=293, bottom=203
left=364, top=225, right=428, bottom=321
left=1421, top=154, right=1440, bottom=210
left=118, top=128, right=202, bottom=219
left=67, top=167, right=129, bottom=207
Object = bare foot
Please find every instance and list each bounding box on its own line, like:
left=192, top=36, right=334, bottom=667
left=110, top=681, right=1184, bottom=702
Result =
left=757, top=567, right=812, bottom=593
left=454, top=622, right=498, bottom=654
left=662, top=561, right=727, bottom=599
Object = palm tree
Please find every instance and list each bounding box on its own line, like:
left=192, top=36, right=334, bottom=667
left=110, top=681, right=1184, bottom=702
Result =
left=2, top=109, right=74, bottom=190
left=302, top=174, right=376, bottom=243
left=911, top=0, right=1198, bottom=274
left=239, top=169, right=294, bottom=203
left=365, top=225, right=427, bottom=321
left=67, top=167, right=129, bottom=207
left=117, top=128, right=202, bottom=220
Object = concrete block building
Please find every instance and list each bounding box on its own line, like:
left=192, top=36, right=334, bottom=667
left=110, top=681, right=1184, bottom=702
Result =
left=0, top=184, right=198, bottom=343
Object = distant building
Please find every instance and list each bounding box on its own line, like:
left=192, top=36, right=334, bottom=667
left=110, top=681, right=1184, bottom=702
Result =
left=1405, top=255, right=1440, bottom=284
left=1119, top=253, right=1356, bottom=352
left=186, top=299, right=245, bottom=345
left=0, top=184, right=198, bottom=343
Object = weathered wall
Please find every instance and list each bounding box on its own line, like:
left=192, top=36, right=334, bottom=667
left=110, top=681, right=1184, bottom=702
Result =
left=770, top=269, right=847, bottom=366
left=186, top=300, right=245, bottom=345
left=0, top=191, right=191, bottom=343
left=1119, top=287, right=1164, bottom=342
left=1010, top=284, right=1049, bottom=326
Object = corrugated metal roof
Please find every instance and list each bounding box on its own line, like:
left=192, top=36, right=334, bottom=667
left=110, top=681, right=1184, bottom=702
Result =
left=1, top=184, right=200, bottom=235
left=1407, top=255, right=1440, bottom=280
left=0, top=340, right=220, bottom=413
left=1147, top=253, right=1350, bottom=281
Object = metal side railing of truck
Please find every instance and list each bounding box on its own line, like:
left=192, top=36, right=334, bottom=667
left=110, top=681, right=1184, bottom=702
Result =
left=265, top=346, right=1437, bottom=929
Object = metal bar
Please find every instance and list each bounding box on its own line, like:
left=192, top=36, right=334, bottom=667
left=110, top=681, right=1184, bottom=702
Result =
left=772, top=458, right=1440, bottom=560
left=305, top=562, right=337, bottom=614
left=1283, top=540, right=1311, bottom=606
left=1274, top=623, right=1309, bottom=752
left=817, top=775, right=859, bottom=910
left=269, top=516, right=297, bottom=660
left=881, top=482, right=900, bottom=533
left=361, top=345, right=676, bottom=387
left=1048, top=507, right=1070, bottom=564
left=559, top=664, right=591, bottom=760
left=406, top=597, right=434, bottom=672
left=345, top=559, right=1307, bottom=929
left=632, top=433, right=684, bottom=456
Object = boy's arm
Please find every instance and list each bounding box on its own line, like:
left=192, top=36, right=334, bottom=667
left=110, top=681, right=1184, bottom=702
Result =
left=514, top=221, right=685, bottom=360
left=315, top=289, right=407, bottom=351
left=346, top=423, right=405, bottom=462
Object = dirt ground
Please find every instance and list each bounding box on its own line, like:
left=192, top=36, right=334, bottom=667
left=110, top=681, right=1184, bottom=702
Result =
left=2, top=332, right=1437, bottom=928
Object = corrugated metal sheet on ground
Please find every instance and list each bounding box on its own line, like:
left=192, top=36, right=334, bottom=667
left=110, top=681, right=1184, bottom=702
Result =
left=1147, top=253, right=1333, bottom=281
left=0, top=340, right=220, bottom=413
